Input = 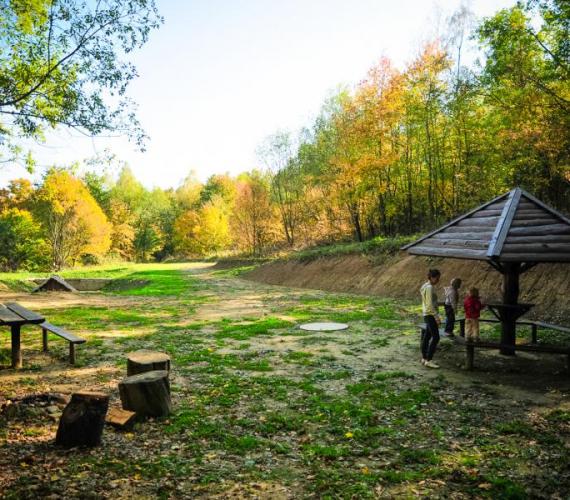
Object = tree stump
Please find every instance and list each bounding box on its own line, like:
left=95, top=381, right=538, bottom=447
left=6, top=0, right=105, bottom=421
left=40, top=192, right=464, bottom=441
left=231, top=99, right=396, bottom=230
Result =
left=127, top=351, right=171, bottom=376
left=119, top=370, right=171, bottom=417
left=55, top=392, right=109, bottom=447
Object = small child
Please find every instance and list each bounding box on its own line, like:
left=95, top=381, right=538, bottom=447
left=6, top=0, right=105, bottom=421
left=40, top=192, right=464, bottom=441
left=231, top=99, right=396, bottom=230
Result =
left=443, top=278, right=462, bottom=337
left=464, top=287, right=483, bottom=342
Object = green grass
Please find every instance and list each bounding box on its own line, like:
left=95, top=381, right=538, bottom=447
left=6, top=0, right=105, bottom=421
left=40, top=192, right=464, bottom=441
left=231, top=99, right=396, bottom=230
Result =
left=1, top=261, right=568, bottom=499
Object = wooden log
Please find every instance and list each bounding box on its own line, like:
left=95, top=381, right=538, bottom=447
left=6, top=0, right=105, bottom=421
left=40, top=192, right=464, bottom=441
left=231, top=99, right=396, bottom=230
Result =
left=505, top=234, right=570, bottom=244
left=106, top=407, right=137, bottom=429
left=500, top=253, right=570, bottom=262
left=127, top=351, right=171, bottom=376
left=431, top=232, right=491, bottom=241
left=476, top=209, right=504, bottom=217
left=409, top=246, right=488, bottom=259
left=484, top=201, right=508, bottom=211
left=55, top=392, right=109, bottom=447
left=510, top=218, right=559, bottom=228
left=514, top=209, right=551, bottom=217
left=445, top=226, right=493, bottom=233
left=422, top=239, right=488, bottom=250
left=501, top=243, right=570, bottom=253
left=508, top=224, right=570, bottom=236
left=457, top=217, right=500, bottom=227
left=119, top=370, right=171, bottom=418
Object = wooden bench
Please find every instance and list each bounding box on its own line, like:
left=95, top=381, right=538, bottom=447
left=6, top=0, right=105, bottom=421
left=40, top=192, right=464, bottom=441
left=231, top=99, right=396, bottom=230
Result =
left=457, top=338, right=570, bottom=373
left=39, top=321, right=86, bottom=364
left=457, top=318, right=570, bottom=344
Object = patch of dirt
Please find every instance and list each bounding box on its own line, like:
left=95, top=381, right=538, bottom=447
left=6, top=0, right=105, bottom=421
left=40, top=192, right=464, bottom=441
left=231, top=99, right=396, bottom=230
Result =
left=245, top=255, right=570, bottom=325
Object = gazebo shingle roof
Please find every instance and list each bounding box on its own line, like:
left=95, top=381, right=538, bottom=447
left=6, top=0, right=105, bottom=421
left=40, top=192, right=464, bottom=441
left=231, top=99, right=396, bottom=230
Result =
left=403, top=188, right=570, bottom=263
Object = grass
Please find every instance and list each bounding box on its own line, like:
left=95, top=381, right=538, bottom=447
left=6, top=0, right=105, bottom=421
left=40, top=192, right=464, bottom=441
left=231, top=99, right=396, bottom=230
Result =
left=0, top=262, right=568, bottom=499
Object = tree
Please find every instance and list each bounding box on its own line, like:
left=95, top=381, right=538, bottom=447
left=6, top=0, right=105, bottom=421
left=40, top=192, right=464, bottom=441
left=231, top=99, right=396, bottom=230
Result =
left=174, top=196, right=232, bottom=256
left=35, top=169, right=112, bottom=269
left=232, top=171, right=278, bottom=256
left=0, top=0, right=162, bottom=162
left=0, top=208, right=46, bottom=271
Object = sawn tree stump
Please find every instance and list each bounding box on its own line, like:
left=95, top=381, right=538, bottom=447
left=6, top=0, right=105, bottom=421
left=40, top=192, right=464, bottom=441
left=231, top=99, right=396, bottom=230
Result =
left=127, top=351, right=171, bottom=376
left=55, top=392, right=109, bottom=447
left=119, top=370, right=171, bottom=417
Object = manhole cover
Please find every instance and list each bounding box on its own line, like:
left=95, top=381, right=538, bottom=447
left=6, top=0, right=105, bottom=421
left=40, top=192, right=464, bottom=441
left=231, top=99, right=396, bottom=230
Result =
left=299, top=322, right=349, bottom=332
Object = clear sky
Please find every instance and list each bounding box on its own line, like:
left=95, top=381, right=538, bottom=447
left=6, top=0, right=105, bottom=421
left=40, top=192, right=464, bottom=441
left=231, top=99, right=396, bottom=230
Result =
left=1, top=0, right=517, bottom=188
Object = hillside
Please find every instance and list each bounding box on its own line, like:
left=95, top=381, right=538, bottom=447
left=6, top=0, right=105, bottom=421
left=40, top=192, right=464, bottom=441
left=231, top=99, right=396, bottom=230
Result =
left=244, top=253, right=570, bottom=325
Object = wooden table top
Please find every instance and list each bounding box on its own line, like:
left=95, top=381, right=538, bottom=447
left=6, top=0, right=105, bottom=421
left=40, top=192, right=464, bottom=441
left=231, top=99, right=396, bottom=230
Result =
left=0, top=302, right=45, bottom=326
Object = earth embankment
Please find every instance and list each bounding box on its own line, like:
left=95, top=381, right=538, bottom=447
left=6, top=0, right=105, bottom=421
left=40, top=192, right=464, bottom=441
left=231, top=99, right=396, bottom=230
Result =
left=244, top=254, right=570, bottom=323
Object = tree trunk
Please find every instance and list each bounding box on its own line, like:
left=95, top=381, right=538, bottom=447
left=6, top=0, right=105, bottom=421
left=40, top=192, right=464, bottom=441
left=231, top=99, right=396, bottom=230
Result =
left=119, top=370, right=171, bottom=418
left=127, top=351, right=171, bottom=376
left=56, top=392, right=109, bottom=448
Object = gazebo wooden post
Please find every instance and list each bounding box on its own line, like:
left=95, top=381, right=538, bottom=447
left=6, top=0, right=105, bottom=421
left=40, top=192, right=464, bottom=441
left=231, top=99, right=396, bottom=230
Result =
left=500, top=262, right=521, bottom=355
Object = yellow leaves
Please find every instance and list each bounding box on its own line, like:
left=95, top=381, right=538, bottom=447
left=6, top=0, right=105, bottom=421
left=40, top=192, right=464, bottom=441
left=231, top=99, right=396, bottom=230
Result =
left=344, top=431, right=354, bottom=438
left=37, top=169, right=112, bottom=266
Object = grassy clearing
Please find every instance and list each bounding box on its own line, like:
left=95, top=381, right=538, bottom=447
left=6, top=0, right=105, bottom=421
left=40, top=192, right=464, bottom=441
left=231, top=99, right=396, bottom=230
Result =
left=0, top=262, right=569, bottom=498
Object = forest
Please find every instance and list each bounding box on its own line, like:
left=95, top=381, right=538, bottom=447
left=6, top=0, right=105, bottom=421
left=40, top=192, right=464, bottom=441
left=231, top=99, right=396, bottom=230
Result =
left=0, top=0, right=568, bottom=270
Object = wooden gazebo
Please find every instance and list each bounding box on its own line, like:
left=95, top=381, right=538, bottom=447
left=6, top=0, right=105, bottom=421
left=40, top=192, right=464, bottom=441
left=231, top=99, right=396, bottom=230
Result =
left=403, top=188, right=570, bottom=355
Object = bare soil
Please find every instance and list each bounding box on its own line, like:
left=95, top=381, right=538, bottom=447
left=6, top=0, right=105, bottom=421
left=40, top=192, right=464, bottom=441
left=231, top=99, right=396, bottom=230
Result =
left=245, top=254, right=570, bottom=324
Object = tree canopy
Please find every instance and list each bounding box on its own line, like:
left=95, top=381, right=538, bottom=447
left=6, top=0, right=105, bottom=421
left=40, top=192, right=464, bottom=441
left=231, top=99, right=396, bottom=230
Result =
left=0, top=0, right=162, bottom=164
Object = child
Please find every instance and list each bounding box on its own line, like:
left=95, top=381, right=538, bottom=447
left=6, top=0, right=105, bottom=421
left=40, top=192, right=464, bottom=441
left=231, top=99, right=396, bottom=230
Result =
left=443, top=278, right=462, bottom=337
left=464, top=287, right=483, bottom=342
left=420, top=269, right=442, bottom=368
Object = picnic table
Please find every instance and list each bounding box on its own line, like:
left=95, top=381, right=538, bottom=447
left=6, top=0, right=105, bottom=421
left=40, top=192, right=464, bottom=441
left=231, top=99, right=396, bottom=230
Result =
left=0, top=302, right=45, bottom=368
left=0, top=302, right=85, bottom=368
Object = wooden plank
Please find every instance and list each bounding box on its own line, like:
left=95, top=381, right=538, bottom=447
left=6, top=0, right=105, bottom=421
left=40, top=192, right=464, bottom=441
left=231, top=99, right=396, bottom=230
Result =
left=519, top=190, right=570, bottom=225
left=431, top=232, right=491, bottom=241
left=510, top=218, right=560, bottom=228
left=5, top=303, right=44, bottom=323
left=487, top=188, right=520, bottom=258
left=457, top=217, right=500, bottom=227
left=500, top=252, right=570, bottom=262
left=514, top=210, right=552, bottom=218
left=0, top=305, right=26, bottom=325
left=502, top=243, right=570, bottom=253
left=445, top=226, right=494, bottom=234
left=422, top=239, right=488, bottom=250
left=534, top=322, right=570, bottom=334
left=402, top=191, right=509, bottom=250
left=474, top=210, right=504, bottom=217
left=106, top=407, right=137, bottom=429
left=40, top=322, right=86, bottom=344
left=484, top=200, right=509, bottom=211
left=505, top=234, right=570, bottom=244
left=508, top=224, right=570, bottom=236
left=408, top=246, right=488, bottom=259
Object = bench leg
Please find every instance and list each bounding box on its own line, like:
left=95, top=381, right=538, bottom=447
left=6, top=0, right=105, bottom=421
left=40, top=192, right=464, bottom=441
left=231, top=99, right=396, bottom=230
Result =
left=531, top=324, right=537, bottom=344
left=42, top=328, right=48, bottom=352
left=466, top=344, right=474, bottom=370
left=69, top=343, right=76, bottom=365
left=459, top=319, right=465, bottom=338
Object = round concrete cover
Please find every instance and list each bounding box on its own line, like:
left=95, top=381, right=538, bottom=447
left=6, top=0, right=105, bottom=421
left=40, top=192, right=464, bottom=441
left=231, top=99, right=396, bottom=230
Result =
left=299, top=322, right=349, bottom=331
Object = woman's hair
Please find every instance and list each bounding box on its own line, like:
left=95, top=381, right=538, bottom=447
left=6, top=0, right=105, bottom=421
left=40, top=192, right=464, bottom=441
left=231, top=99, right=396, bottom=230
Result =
left=451, top=278, right=462, bottom=288
left=427, top=269, right=441, bottom=279
left=469, top=287, right=479, bottom=298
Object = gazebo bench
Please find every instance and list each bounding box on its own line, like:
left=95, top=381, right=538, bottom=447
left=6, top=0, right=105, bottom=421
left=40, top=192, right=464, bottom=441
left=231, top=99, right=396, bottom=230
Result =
left=39, top=321, right=86, bottom=364
left=456, top=338, right=570, bottom=373
left=457, top=318, right=570, bottom=344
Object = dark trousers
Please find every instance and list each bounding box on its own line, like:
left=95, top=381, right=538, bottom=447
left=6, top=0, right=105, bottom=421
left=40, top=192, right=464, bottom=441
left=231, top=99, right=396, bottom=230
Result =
left=444, top=305, right=455, bottom=334
left=421, top=315, right=440, bottom=361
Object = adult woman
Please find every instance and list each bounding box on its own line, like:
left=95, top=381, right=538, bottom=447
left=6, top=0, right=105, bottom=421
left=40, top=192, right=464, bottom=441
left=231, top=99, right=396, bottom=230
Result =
left=420, top=269, right=441, bottom=368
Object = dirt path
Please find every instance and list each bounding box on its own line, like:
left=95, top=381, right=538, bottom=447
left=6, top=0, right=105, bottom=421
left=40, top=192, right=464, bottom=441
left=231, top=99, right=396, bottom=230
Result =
left=1, top=262, right=569, bottom=498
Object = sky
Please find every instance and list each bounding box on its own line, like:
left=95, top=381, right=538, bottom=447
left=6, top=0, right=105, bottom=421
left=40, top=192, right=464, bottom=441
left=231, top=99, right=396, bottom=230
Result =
left=1, top=0, right=517, bottom=189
